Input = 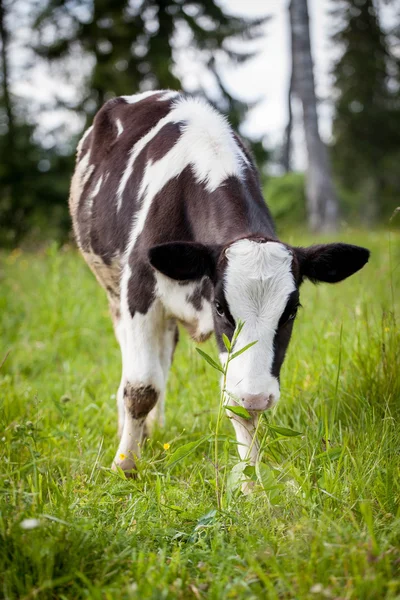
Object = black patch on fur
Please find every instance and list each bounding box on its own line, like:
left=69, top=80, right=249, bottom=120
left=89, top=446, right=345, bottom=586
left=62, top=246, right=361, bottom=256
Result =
left=127, top=256, right=156, bottom=317
left=186, top=277, right=213, bottom=310
left=124, top=384, right=158, bottom=419
left=296, top=243, right=370, bottom=284
left=148, top=242, right=219, bottom=281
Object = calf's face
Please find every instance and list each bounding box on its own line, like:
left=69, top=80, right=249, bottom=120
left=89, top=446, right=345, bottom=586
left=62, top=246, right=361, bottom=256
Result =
left=149, top=238, right=369, bottom=412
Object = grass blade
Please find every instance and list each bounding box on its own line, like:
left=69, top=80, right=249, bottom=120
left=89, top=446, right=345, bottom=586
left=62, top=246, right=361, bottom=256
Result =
left=225, top=405, right=252, bottom=420
left=166, top=437, right=209, bottom=468
left=230, top=340, right=258, bottom=360
left=222, top=333, right=231, bottom=351
left=196, top=348, right=224, bottom=373
left=268, top=425, right=302, bottom=437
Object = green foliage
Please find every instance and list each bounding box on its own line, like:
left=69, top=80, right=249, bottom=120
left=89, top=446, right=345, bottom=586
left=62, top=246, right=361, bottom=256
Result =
left=331, top=0, right=400, bottom=222
left=263, top=172, right=307, bottom=228
left=0, top=0, right=74, bottom=247
left=1, top=230, right=400, bottom=598
left=0, top=115, right=73, bottom=246
left=33, top=0, right=268, bottom=141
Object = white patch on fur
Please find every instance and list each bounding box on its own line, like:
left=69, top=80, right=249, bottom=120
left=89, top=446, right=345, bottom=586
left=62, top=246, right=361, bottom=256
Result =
left=155, top=272, right=213, bottom=342
left=76, top=125, right=93, bottom=160
left=159, top=90, right=180, bottom=101
left=122, top=302, right=165, bottom=390
left=113, top=318, right=127, bottom=437
left=116, top=119, right=124, bottom=137
left=116, top=111, right=174, bottom=210
left=120, top=90, right=168, bottom=104
left=223, top=240, right=295, bottom=402
left=147, top=317, right=176, bottom=430
left=169, top=96, right=246, bottom=192
left=91, top=174, right=103, bottom=198
left=121, top=95, right=247, bottom=268
left=119, top=264, right=166, bottom=392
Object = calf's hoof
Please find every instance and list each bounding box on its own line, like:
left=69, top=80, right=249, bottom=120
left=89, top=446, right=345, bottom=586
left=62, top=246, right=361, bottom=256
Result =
left=112, top=455, right=137, bottom=478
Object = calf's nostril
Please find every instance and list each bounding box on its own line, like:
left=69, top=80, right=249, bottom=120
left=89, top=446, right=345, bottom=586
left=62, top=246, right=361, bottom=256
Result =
left=241, top=393, right=274, bottom=412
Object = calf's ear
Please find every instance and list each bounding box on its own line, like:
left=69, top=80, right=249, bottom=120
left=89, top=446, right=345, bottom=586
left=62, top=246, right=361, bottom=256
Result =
left=148, top=242, right=219, bottom=281
left=296, top=243, right=370, bottom=284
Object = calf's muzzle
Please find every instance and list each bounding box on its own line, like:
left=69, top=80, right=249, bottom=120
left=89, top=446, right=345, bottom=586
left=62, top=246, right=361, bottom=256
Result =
left=241, top=392, right=277, bottom=412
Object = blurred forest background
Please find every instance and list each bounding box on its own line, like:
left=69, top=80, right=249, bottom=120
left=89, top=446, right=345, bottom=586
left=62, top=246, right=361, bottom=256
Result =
left=0, top=0, right=399, bottom=247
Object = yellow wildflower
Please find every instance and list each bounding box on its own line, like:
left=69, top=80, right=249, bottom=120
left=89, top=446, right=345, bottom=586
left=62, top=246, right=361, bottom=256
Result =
left=119, top=453, right=126, bottom=460
left=163, top=443, right=170, bottom=450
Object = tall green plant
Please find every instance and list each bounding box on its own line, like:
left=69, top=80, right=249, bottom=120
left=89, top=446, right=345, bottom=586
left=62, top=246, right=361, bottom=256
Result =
left=196, top=321, right=302, bottom=508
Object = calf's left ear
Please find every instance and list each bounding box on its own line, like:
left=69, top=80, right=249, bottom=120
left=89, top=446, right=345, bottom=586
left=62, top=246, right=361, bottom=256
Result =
left=148, top=242, right=219, bottom=281
left=296, top=243, right=370, bottom=284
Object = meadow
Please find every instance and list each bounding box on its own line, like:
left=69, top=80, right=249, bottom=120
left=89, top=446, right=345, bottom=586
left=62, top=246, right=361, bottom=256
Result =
left=0, top=228, right=399, bottom=599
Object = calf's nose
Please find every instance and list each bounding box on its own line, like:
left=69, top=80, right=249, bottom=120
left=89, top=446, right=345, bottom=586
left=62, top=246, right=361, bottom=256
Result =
left=241, top=393, right=275, bottom=412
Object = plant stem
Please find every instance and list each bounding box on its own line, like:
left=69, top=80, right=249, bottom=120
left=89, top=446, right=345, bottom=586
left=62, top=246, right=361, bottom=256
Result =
left=215, top=356, right=229, bottom=510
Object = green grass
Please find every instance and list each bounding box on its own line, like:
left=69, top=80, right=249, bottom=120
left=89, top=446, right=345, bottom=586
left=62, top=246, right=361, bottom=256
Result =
left=1, top=229, right=399, bottom=599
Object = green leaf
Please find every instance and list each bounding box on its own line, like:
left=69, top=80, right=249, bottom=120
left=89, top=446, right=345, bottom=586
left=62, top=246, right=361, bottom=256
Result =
left=243, top=465, right=256, bottom=478
left=227, top=461, right=248, bottom=493
left=255, top=462, right=283, bottom=504
left=166, top=437, right=209, bottom=468
left=232, top=320, right=245, bottom=344
left=230, top=340, right=258, bottom=360
left=256, top=462, right=275, bottom=490
left=268, top=425, right=302, bottom=437
left=315, top=447, right=342, bottom=461
left=225, top=404, right=252, bottom=420
left=194, top=509, right=217, bottom=529
left=196, top=348, right=224, bottom=373
left=222, top=333, right=231, bottom=351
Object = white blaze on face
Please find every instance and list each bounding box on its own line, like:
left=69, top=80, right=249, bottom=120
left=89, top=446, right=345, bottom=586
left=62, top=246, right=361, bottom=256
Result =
left=222, top=240, right=295, bottom=407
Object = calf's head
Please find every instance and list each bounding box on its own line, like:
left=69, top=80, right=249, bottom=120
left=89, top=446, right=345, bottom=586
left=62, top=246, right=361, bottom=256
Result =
left=149, top=238, right=369, bottom=412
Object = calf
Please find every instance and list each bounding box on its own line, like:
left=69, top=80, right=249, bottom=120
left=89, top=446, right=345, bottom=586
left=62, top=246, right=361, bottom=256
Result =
left=69, top=90, right=369, bottom=474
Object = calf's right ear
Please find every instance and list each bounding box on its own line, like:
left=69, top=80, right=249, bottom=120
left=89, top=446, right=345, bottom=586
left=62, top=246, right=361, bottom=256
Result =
left=296, top=243, right=370, bottom=284
left=148, top=242, right=219, bottom=281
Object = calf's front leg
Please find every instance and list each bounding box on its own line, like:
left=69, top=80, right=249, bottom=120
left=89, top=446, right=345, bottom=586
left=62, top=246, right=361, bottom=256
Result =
left=228, top=413, right=260, bottom=494
left=229, top=414, right=260, bottom=464
left=112, top=301, right=165, bottom=475
left=146, top=318, right=178, bottom=432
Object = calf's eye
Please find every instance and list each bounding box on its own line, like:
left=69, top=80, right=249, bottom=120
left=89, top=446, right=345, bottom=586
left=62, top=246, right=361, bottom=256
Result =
left=288, top=309, right=297, bottom=321
left=215, top=301, right=224, bottom=317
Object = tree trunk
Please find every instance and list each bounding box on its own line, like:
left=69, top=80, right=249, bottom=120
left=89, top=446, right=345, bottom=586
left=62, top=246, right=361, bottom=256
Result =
left=289, top=0, right=338, bottom=232
left=282, top=70, right=294, bottom=173
left=0, top=0, right=14, bottom=153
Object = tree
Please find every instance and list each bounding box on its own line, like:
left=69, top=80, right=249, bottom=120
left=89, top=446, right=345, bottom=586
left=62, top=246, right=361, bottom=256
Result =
left=289, top=0, right=339, bottom=231
left=33, top=0, right=268, bottom=143
left=331, top=0, right=400, bottom=223
left=282, top=71, right=294, bottom=173
left=0, top=0, right=73, bottom=245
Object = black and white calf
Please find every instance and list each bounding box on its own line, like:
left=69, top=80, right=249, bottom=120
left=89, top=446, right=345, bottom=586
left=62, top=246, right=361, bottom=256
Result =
left=70, top=90, right=369, bottom=474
